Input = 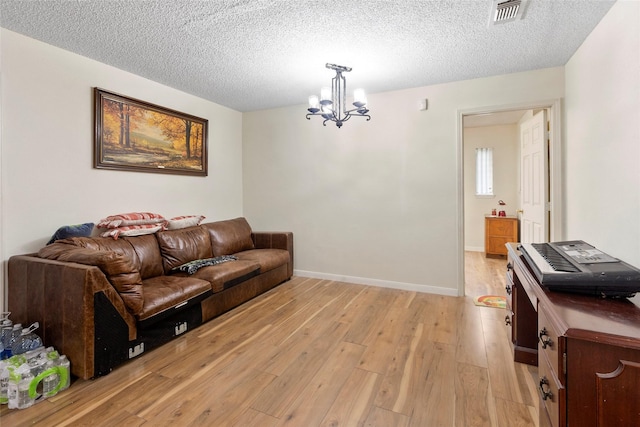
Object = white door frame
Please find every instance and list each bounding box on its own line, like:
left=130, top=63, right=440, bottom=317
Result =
left=455, top=98, right=563, bottom=296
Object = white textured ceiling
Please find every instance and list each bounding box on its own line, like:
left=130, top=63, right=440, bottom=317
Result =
left=0, top=0, right=615, bottom=112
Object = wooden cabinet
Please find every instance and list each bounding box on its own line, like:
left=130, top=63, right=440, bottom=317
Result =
left=485, top=216, right=518, bottom=257
left=506, top=243, right=640, bottom=427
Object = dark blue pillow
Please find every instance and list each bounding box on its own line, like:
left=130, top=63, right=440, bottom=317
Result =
left=47, top=222, right=95, bottom=245
left=172, top=255, right=238, bottom=275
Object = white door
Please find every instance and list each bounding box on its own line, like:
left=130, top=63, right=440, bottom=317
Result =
left=520, top=110, right=548, bottom=243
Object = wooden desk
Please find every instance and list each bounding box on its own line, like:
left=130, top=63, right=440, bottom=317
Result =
left=505, top=243, right=640, bottom=427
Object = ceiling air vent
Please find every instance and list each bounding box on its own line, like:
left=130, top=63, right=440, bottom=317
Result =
left=489, top=0, right=525, bottom=25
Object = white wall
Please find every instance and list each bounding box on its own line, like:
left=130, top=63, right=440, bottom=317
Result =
left=464, top=124, right=519, bottom=251
left=564, top=0, right=640, bottom=267
left=243, top=68, right=564, bottom=295
left=0, top=30, right=244, bottom=312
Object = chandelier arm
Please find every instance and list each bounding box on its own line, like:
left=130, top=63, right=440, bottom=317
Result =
left=344, top=107, right=369, bottom=115
left=346, top=112, right=371, bottom=121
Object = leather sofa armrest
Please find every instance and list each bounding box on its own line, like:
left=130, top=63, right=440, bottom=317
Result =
left=251, top=232, right=294, bottom=276
left=8, top=255, right=136, bottom=379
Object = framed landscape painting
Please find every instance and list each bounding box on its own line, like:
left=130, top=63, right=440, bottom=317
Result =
left=94, top=88, right=208, bottom=176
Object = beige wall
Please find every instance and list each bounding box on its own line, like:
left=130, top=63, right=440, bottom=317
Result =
left=1, top=0, right=637, bottom=309
left=243, top=68, right=564, bottom=295
left=0, top=30, right=244, bottom=312
left=464, top=124, right=519, bottom=251
left=564, top=0, right=640, bottom=267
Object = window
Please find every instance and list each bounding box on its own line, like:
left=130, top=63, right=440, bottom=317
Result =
left=475, top=147, right=494, bottom=196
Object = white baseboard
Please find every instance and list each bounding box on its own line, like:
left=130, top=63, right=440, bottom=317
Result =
left=293, top=269, right=459, bottom=297
left=465, top=246, right=484, bottom=252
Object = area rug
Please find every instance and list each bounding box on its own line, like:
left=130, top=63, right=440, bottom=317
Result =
left=473, top=295, right=507, bottom=309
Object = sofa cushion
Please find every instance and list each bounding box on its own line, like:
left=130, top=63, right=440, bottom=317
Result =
left=202, top=217, right=255, bottom=256
left=38, top=241, right=144, bottom=315
left=69, top=236, right=140, bottom=264
left=100, top=223, right=164, bottom=239
left=234, top=248, right=291, bottom=273
left=155, top=226, right=213, bottom=274
left=167, top=215, right=205, bottom=230
left=124, top=234, right=164, bottom=279
left=138, top=275, right=212, bottom=323
left=97, top=212, right=166, bottom=229
left=172, top=259, right=261, bottom=293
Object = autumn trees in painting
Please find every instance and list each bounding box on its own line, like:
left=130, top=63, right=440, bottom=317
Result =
left=94, top=89, right=208, bottom=176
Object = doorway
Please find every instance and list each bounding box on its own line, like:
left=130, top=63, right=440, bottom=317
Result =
left=456, top=99, right=563, bottom=296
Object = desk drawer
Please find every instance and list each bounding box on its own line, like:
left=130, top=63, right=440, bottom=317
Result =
left=539, top=355, right=564, bottom=427
left=505, top=269, right=514, bottom=342
left=538, top=303, right=563, bottom=384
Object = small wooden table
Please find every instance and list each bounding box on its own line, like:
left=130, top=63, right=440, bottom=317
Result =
left=484, top=215, right=518, bottom=257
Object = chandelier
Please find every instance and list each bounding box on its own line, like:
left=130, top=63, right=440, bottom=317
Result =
left=306, top=63, right=371, bottom=128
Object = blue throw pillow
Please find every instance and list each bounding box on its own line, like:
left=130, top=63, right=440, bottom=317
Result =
left=172, top=255, right=238, bottom=275
left=47, top=222, right=95, bottom=245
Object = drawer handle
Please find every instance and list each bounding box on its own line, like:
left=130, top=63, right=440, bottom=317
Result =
left=539, top=328, right=553, bottom=349
left=505, top=284, right=512, bottom=295
left=506, top=262, right=513, bottom=271
left=539, top=377, right=554, bottom=401
left=504, top=315, right=511, bottom=326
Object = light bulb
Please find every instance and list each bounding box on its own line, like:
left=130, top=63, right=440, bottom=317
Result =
left=320, top=87, right=332, bottom=105
left=308, top=95, right=320, bottom=113
left=353, top=88, right=367, bottom=107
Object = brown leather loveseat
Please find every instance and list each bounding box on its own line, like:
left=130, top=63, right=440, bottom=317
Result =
left=7, top=217, right=293, bottom=379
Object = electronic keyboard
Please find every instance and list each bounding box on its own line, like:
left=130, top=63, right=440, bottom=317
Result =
left=518, top=240, right=640, bottom=298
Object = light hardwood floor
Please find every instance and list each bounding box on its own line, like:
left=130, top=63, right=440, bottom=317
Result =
left=1, top=252, right=539, bottom=426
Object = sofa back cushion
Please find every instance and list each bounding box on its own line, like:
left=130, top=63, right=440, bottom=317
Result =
left=123, top=234, right=164, bottom=279
left=156, top=226, right=213, bottom=274
left=201, top=217, right=255, bottom=256
left=71, top=236, right=140, bottom=263
left=72, top=235, right=163, bottom=280
left=38, top=240, right=144, bottom=315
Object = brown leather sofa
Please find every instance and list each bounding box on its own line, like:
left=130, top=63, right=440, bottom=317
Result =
left=7, top=217, right=293, bottom=379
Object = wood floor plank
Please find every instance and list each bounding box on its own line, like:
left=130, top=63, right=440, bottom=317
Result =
left=343, top=287, right=401, bottom=345
left=456, top=296, right=489, bottom=368
left=145, top=370, right=276, bottom=426
left=408, top=342, right=457, bottom=427
left=251, top=322, right=351, bottom=417
left=232, top=408, right=279, bottom=427
left=275, top=341, right=366, bottom=426
left=364, top=406, right=410, bottom=427
left=319, top=367, right=380, bottom=427
left=136, top=324, right=272, bottom=419
left=421, top=294, right=459, bottom=345
left=494, top=397, right=536, bottom=427
left=454, top=362, right=492, bottom=427
left=357, top=290, right=417, bottom=374
left=483, top=316, right=528, bottom=404
left=373, top=322, right=425, bottom=412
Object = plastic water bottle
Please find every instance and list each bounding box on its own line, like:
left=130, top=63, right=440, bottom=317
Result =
left=41, top=360, right=60, bottom=398
left=7, top=363, right=35, bottom=409
left=0, top=360, right=9, bottom=404
left=40, top=350, right=61, bottom=398
left=4, top=324, right=22, bottom=359
left=12, top=323, right=43, bottom=355
left=0, top=319, right=13, bottom=359
left=58, top=355, right=70, bottom=391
